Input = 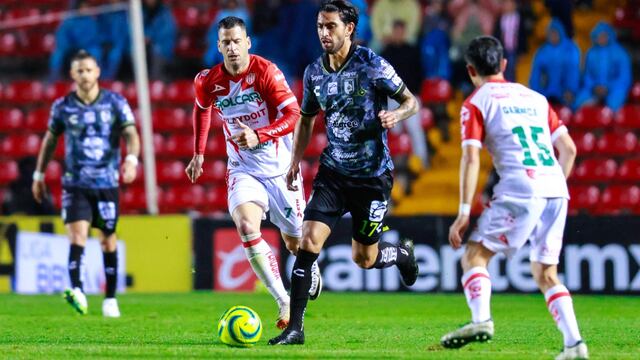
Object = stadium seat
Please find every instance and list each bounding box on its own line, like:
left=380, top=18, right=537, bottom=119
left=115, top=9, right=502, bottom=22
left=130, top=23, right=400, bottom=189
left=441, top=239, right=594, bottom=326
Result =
left=630, top=82, right=640, bottom=103
left=45, top=160, right=62, bottom=186
left=0, top=108, right=24, bottom=133
left=0, top=33, right=17, bottom=56
left=165, top=184, right=206, bottom=212
left=164, top=134, right=195, bottom=158
left=173, top=6, right=202, bottom=29
left=617, top=158, right=640, bottom=182
left=121, top=185, right=147, bottom=212
left=124, top=82, right=138, bottom=105
left=571, top=158, right=617, bottom=183
left=420, top=106, right=435, bottom=130
left=614, top=105, right=640, bottom=129
left=200, top=159, right=227, bottom=183
left=388, top=132, right=412, bottom=156
left=572, top=105, right=613, bottom=129
left=1, top=134, right=41, bottom=158
left=4, top=80, right=45, bottom=104
left=572, top=131, right=597, bottom=156
left=596, top=131, right=638, bottom=156
left=165, top=80, right=195, bottom=105
left=202, top=185, right=227, bottom=212
left=149, top=80, right=165, bottom=103
left=0, top=160, right=19, bottom=185
left=305, top=133, right=327, bottom=158
left=596, top=185, right=640, bottom=215
left=312, top=112, right=326, bottom=134
left=45, top=81, right=73, bottom=101
left=147, top=133, right=166, bottom=157
left=552, top=104, right=573, bottom=126
left=420, top=78, right=452, bottom=104
left=22, top=31, right=55, bottom=57
left=290, top=78, right=303, bottom=102
left=568, top=185, right=600, bottom=213
left=206, top=134, right=229, bottom=158
left=25, top=107, right=50, bottom=132
left=54, top=137, right=64, bottom=159
left=49, top=185, right=62, bottom=210
left=156, top=160, right=186, bottom=184
left=153, top=107, right=188, bottom=132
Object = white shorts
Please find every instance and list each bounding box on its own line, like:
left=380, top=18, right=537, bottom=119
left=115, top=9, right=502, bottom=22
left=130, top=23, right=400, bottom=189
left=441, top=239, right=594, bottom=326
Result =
left=227, top=170, right=305, bottom=237
left=469, top=195, right=568, bottom=265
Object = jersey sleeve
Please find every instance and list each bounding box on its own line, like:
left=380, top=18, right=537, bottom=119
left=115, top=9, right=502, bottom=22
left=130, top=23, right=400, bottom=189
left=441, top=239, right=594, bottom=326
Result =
left=263, top=63, right=298, bottom=112
left=47, top=99, right=65, bottom=136
left=548, top=104, right=568, bottom=143
left=194, top=69, right=214, bottom=109
left=460, top=101, right=485, bottom=148
left=114, top=94, right=136, bottom=128
left=370, top=54, right=406, bottom=100
left=255, top=62, right=301, bottom=142
left=300, top=65, right=321, bottom=116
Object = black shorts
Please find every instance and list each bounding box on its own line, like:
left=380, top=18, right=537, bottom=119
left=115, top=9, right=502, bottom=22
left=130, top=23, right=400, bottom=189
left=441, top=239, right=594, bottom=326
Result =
left=61, top=187, right=120, bottom=235
left=304, top=165, right=393, bottom=245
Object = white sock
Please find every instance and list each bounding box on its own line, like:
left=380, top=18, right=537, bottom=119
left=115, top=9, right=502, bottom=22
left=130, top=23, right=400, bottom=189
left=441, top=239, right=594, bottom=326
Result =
left=545, top=284, right=582, bottom=347
left=242, top=233, right=289, bottom=305
left=461, top=267, right=492, bottom=323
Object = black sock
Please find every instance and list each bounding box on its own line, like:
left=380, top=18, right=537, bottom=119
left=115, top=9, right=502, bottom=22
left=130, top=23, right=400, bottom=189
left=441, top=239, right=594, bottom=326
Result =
left=372, top=242, right=410, bottom=269
left=288, top=249, right=319, bottom=332
left=68, top=244, right=84, bottom=290
left=103, top=251, right=118, bottom=298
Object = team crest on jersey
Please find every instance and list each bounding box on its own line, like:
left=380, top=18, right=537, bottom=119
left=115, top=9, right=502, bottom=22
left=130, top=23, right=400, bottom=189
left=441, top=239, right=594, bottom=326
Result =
left=343, top=79, right=355, bottom=94
left=328, top=82, right=338, bottom=95
left=100, top=110, right=111, bottom=123
left=246, top=73, right=256, bottom=85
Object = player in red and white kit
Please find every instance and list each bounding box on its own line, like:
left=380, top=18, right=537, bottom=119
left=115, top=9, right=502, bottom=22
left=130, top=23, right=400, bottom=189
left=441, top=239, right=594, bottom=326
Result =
left=441, top=37, right=588, bottom=360
left=185, top=16, right=322, bottom=330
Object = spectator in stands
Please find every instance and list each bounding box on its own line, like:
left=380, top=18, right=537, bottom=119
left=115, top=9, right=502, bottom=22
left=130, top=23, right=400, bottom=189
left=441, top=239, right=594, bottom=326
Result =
left=493, top=0, right=527, bottom=81
left=49, top=0, right=102, bottom=82
left=370, top=0, right=421, bottom=51
left=529, top=18, right=580, bottom=108
left=544, top=0, right=574, bottom=38
left=381, top=20, right=429, bottom=173
left=575, top=22, right=632, bottom=112
left=420, top=0, right=451, bottom=80
left=351, top=0, right=372, bottom=45
left=99, top=0, right=130, bottom=80
left=142, top=0, right=177, bottom=80
left=448, top=0, right=497, bottom=95
left=203, top=0, right=252, bottom=68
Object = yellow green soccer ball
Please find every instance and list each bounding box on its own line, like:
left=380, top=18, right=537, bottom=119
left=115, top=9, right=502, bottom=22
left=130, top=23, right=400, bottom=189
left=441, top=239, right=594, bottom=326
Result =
left=217, top=306, right=262, bottom=347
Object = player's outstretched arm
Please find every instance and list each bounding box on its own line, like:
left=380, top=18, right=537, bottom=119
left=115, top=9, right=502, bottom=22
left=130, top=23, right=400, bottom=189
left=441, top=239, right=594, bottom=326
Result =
left=121, top=126, right=140, bottom=184
left=286, top=114, right=316, bottom=191
left=449, top=145, right=481, bottom=249
left=379, top=88, right=419, bottom=129
left=553, top=132, right=577, bottom=179
left=32, top=131, right=59, bottom=203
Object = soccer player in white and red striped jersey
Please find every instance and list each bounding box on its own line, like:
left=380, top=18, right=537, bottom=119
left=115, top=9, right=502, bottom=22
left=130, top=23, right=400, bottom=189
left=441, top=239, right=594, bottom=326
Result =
left=184, top=16, right=321, bottom=330
left=441, top=36, right=588, bottom=360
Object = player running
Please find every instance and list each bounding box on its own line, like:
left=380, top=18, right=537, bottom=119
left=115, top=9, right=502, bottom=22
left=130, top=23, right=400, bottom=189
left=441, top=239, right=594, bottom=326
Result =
left=185, top=16, right=322, bottom=330
left=440, top=36, right=587, bottom=360
left=269, top=0, right=420, bottom=345
left=32, top=50, right=140, bottom=318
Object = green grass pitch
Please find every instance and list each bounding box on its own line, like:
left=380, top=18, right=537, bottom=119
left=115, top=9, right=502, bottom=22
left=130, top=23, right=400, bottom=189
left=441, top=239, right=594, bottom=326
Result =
left=1, top=292, right=637, bottom=359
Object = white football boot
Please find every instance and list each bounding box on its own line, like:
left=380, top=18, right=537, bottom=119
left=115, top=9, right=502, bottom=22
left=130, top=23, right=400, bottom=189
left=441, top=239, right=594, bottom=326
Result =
left=556, top=341, right=589, bottom=360
left=102, top=298, right=121, bottom=318
left=441, top=320, right=494, bottom=348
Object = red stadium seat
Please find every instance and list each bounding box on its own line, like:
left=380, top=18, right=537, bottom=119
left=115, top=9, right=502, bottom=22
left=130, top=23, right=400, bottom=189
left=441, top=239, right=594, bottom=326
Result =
left=25, top=107, right=50, bottom=132
left=571, top=158, right=617, bottom=183
left=200, top=159, right=227, bottom=183
left=45, top=81, right=73, bottom=101
left=617, top=158, right=640, bottom=182
left=1, top=134, right=41, bottom=158
left=124, top=82, right=138, bottom=105
left=0, top=160, right=19, bottom=185
left=147, top=133, right=166, bottom=157
left=149, top=80, right=166, bottom=103
left=0, top=33, right=17, bottom=56
left=4, top=80, right=45, bottom=104
left=420, top=106, right=435, bottom=130
left=0, top=108, right=24, bottom=132
left=305, top=133, right=327, bottom=158
left=572, top=105, right=613, bottom=129
left=290, top=78, right=303, bottom=102
left=156, top=160, right=186, bottom=184
left=173, top=6, right=202, bottom=28
left=164, top=134, right=195, bottom=158
left=568, top=185, right=600, bottom=213
left=552, top=104, right=573, bottom=126
left=596, top=185, right=640, bottom=215
left=168, top=185, right=206, bottom=211
left=165, top=80, right=195, bottom=105
left=54, top=137, right=65, bottom=159
left=45, top=160, right=62, bottom=186
left=206, top=134, right=229, bottom=158
left=596, top=131, right=638, bottom=156
left=22, top=31, right=55, bottom=56
left=153, top=107, right=188, bottom=132
left=614, top=105, right=640, bottom=129
left=388, top=132, right=412, bottom=156
left=312, top=112, right=326, bottom=134
left=121, top=185, right=147, bottom=212
left=202, top=185, right=227, bottom=212
left=420, top=78, right=452, bottom=104
left=630, top=82, right=640, bottom=103
left=572, top=131, right=597, bottom=156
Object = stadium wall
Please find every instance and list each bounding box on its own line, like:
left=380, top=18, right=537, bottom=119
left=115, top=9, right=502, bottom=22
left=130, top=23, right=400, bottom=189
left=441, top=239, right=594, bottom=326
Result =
left=0, top=215, right=192, bottom=293
left=193, top=216, right=640, bottom=295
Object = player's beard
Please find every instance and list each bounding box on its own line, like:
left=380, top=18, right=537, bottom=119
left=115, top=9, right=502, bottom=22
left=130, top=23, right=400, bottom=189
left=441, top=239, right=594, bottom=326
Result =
left=78, top=80, right=98, bottom=93
left=323, top=37, right=345, bottom=55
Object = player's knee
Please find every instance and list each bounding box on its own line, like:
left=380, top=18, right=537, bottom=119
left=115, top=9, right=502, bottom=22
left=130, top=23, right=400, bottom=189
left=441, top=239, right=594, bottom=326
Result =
left=352, top=253, right=375, bottom=269
left=284, top=239, right=299, bottom=255
left=532, top=265, right=559, bottom=289
left=236, top=218, right=259, bottom=237
left=461, top=242, right=492, bottom=271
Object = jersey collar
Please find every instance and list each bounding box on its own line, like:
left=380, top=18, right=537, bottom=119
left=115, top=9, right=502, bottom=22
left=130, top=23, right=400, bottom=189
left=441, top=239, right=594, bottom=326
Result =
left=72, top=89, right=103, bottom=107
left=322, top=43, right=357, bottom=74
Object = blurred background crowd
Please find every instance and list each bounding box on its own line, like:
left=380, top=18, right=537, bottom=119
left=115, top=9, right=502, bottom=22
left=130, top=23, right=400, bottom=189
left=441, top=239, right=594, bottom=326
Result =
left=0, top=0, right=639, bottom=217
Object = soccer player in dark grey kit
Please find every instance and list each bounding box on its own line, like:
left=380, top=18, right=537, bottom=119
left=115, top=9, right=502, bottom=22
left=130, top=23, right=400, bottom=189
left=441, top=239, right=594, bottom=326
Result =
left=32, top=50, right=140, bottom=317
left=269, top=0, right=420, bottom=345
